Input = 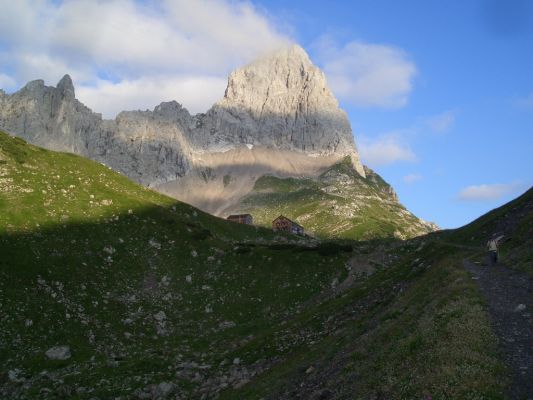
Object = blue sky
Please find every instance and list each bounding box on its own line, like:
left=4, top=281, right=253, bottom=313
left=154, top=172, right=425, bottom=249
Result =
left=262, top=0, right=533, bottom=228
left=0, top=0, right=531, bottom=228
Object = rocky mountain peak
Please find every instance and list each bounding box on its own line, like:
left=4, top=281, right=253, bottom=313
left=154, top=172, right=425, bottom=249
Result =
left=22, top=79, right=45, bottom=93
left=208, top=44, right=365, bottom=176
left=220, top=44, right=334, bottom=113
left=56, top=74, right=75, bottom=99
left=0, top=42, right=367, bottom=208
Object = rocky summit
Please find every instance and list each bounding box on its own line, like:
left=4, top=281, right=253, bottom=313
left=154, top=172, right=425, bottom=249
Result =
left=0, top=44, right=434, bottom=237
left=0, top=45, right=362, bottom=182
left=193, top=45, right=364, bottom=175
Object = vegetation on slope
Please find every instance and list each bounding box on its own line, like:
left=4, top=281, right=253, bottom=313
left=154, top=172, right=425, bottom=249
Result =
left=236, top=157, right=436, bottom=240
left=220, top=241, right=506, bottom=399
left=443, top=186, right=533, bottom=275
left=0, top=131, right=351, bottom=398
left=0, top=131, right=512, bottom=399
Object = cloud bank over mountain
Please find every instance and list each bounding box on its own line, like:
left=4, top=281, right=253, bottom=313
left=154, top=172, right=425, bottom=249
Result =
left=313, top=36, right=417, bottom=109
left=0, top=0, right=290, bottom=117
left=0, top=0, right=421, bottom=118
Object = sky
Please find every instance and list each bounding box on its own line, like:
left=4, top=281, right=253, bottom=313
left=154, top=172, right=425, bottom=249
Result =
left=0, top=0, right=531, bottom=228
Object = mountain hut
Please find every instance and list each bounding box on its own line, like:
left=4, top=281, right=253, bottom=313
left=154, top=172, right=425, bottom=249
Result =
left=226, top=214, right=253, bottom=225
left=272, top=215, right=304, bottom=235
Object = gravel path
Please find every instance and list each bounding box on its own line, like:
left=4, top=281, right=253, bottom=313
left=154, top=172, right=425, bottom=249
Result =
left=463, top=259, right=533, bottom=399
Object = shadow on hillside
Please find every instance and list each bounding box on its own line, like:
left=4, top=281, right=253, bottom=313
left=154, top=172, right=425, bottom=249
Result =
left=0, top=200, right=366, bottom=277
left=0, top=202, right=250, bottom=273
left=0, top=198, right=419, bottom=289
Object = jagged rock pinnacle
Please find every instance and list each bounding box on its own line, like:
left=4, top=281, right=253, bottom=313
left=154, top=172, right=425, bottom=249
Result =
left=57, top=74, right=75, bottom=99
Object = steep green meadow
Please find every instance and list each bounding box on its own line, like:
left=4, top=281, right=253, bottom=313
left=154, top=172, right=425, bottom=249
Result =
left=0, top=131, right=351, bottom=398
left=235, top=158, right=437, bottom=240
left=443, top=186, right=533, bottom=276
left=0, top=131, right=510, bottom=399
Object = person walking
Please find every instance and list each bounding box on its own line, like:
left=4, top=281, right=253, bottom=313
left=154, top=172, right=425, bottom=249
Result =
left=487, top=234, right=504, bottom=266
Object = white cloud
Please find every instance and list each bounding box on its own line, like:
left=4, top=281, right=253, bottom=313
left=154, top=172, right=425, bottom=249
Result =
left=457, top=182, right=527, bottom=201
left=425, top=110, right=456, bottom=133
left=359, top=135, right=417, bottom=167
left=403, top=173, right=423, bottom=184
left=77, top=75, right=227, bottom=118
left=0, top=0, right=290, bottom=116
left=314, top=36, right=416, bottom=108
left=0, top=73, right=16, bottom=91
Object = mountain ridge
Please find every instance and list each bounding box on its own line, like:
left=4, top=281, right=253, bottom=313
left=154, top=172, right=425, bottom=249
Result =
left=0, top=44, right=436, bottom=237
left=0, top=44, right=362, bottom=183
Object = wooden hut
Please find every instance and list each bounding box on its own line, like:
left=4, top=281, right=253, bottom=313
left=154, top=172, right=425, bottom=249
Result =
left=272, top=215, right=304, bottom=235
left=226, top=214, right=253, bottom=225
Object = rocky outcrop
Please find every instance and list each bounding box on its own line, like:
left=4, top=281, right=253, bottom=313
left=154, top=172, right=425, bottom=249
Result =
left=0, top=77, right=194, bottom=186
left=93, top=102, right=194, bottom=186
left=0, top=44, right=380, bottom=219
left=0, top=75, right=101, bottom=155
left=188, top=45, right=365, bottom=176
left=0, top=45, right=365, bottom=189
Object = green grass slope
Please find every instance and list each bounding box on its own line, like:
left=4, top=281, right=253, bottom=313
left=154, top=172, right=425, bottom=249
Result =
left=234, top=158, right=437, bottom=240
left=0, top=131, right=352, bottom=398
left=0, top=131, right=509, bottom=399
left=444, top=186, right=533, bottom=275
left=223, top=241, right=505, bottom=399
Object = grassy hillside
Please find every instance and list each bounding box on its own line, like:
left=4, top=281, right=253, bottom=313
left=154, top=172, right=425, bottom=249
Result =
left=234, top=158, right=437, bottom=240
left=0, top=131, right=351, bottom=398
left=0, top=131, right=510, bottom=399
left=443, top=187, right=533, bottom=275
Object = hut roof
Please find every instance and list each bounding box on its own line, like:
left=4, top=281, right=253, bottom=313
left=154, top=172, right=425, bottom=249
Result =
left=272, top=215, right=303, bottom=229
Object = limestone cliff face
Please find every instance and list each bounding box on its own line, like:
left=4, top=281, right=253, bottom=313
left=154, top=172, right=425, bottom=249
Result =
left=0, top=75, right=101, bottom=155
left=189, top=45, right=365, bottom=176
left=0, top=44, right=367, bottom=207
left=94, top=102, right=193, bottom=186
left=0, top=77, right=193, bottom=186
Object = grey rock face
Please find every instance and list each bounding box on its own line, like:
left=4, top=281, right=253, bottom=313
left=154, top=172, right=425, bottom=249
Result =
left=189, top=45, right=365, bottom=175
left=45, top=345, right=71, bottom=360
left=0, top=45, right=365, bottom=189
left=0, top=77, right=101, bottom=155
left=0, top=78, right=193, bottom=186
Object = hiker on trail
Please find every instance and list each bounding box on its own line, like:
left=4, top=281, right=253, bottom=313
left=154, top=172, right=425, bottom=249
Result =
left=486, top=235, right=504, bottom=266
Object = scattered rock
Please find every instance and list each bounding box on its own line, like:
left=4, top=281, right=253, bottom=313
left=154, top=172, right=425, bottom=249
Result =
left=149, top=238, right=161, bottom=249
left=103, top=245, right=115, bottom=254
left=8, top=369, right=24, bottom=383
left=45, top=345, right=71, bottom=360
left=154, top=311, right=166, bottom=322
left=514, top=304, right=526, bottom=312
left=154, top=381, right=175, bottom=398
left=219, top=320, right=236, bottom=330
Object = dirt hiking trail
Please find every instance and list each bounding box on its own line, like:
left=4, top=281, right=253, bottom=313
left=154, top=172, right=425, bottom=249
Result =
left=463, top=259, right=533, bottom=399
